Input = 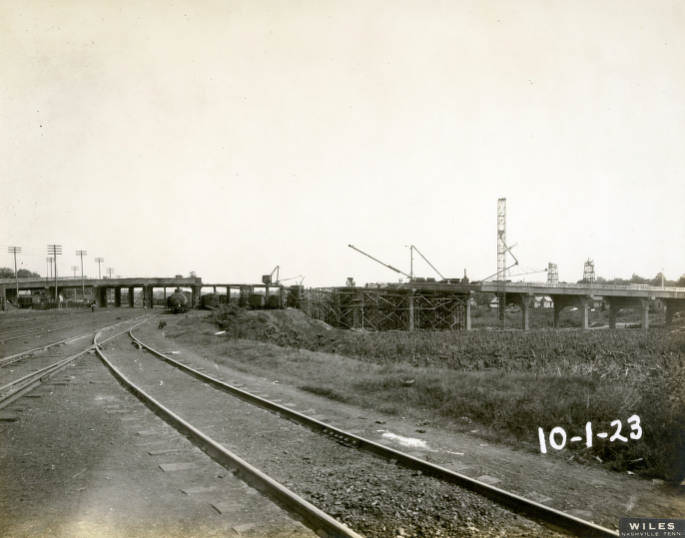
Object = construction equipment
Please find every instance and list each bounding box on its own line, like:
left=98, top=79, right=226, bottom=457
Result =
left=262, top=265, right=279, bottom=285
left=348, top=245, right=412, bottom=280
left=278, top=275, right=305, bottom=286
left=407, top=244, right=445, bottom=281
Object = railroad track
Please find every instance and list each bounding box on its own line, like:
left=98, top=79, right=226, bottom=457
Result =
left=94, top=328, right=361, bottom=538
left=0, top=310, right=145, bottom=361
left=94, top=326, right=618, bottom=537
left=0, top=316, right=150, bottom=410
left=0, top=316, right=116, bottom=344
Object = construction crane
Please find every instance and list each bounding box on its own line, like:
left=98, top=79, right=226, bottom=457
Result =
left=262, top=265, right=279, bottom=285
left=480, top=242, right=519, bottom=282
left=348, top=244, right=412, bottom=280
left=407, top=244, right=445, bottom=280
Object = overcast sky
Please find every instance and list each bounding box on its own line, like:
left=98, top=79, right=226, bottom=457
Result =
left=2, top=1, right=684, bottom=286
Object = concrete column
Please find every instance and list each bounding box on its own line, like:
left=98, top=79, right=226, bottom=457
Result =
left=640, top=299, right=650, bottom=330
left=191, top=286, right=201, bottom=308
left=498, top=292, right=505, bottom=322
left=147, top=286, right=155, bottom=309
left=553, top=301, right=562, bottom=328
left=226, top=287, right=231, bottom=304
left=128, top=287, right=135, bottom=307
left=0, top=285, right=6, bottom=311
left=163, top=287, right=167, bottom=301
left=580, top=297, right=590, bottom=330
left=114, top=287, right=121, bottom=307
left=408, top=290, right=415, bottom=331
left=213, top=286, right=217, bottom=294
left=239, top=287, right=249, bottom=307
left=97, top=286, right=107, bottom=308
left=520, top=296, right=531, bottom=331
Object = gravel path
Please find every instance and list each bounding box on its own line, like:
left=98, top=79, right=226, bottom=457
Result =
left=102, top=333, right=560, bottom=537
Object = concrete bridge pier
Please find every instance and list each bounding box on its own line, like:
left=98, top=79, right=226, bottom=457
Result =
left=0, top=285, right=6, bottom=311
left=114, top=288, right=121, bottom=307
left=96, top=286, right=108, bottom=308
left=143, top=286, right=153, bottom=309
left=507, top=293, right=534, bottom=330
left=191, top=286, right=201, bottom=308
left=664, top=299, right=685, bottom=325
left=128, top=287, right=135, bottom=307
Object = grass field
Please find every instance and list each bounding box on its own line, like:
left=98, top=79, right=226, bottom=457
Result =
left=170, top=306, right=685, bottom=482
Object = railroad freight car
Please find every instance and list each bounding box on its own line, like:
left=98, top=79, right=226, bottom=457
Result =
left=200, top=293, right=221, bottom=310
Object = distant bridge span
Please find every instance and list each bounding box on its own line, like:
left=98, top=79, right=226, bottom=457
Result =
left=0, top=276, right=204, bottom=310
left=2, top=276, right=685, bottom=330
left=477, top=281, right=685, bottom=329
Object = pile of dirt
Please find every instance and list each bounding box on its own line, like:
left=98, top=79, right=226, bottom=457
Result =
left=213, top=305, right=333, bottom=348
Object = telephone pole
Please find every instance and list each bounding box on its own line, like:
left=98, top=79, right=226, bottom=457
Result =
left=95, top=257, right=104, bottom=279
left=7, top=246, right=21, bottom=300
left=47, top=244, right=62, bottom=306
left=76, top=250, right=87, bottom=300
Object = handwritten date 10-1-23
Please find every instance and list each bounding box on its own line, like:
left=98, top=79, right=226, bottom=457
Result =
left=537, top=415, right=642, bottom=454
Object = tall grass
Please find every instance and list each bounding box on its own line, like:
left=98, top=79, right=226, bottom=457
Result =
left=208, top=308, right=685, bottom=481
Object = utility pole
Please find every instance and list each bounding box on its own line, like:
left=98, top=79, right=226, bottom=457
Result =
left=409, top=245, right=414, bottom=281
left=47, top=244, right=62, bottom=307
left=497, top=198, right=506, bottom=326
left=107, top=267, right=114, bottom=279
left=7, top=246, right=21, bottom=301
left=95, top=257, right=104, bottom=279
left=76, top=250, right=87, bottom=300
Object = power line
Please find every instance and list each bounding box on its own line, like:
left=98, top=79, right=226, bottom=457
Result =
left=47, top=244, right=62, bottom=305
left=76, top=249, right=87, bottom=300
left=95, top=257, right=104, bottom=279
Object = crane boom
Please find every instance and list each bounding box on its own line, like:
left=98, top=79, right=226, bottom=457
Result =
left=411, top=245, right=445, bottom=280
left=348, top=244, right=412, bottom=279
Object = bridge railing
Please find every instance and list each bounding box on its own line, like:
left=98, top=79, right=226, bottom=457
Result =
left=486, top=281, right=685, bottom=293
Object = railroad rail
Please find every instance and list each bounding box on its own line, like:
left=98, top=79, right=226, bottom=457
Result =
left=128, top=326, right=619, bottom=537
left=0, top=317, right=150, bottom=410
left=93, top=330, right=362, bottom=538
left=0, top=333, right=89, bottom=367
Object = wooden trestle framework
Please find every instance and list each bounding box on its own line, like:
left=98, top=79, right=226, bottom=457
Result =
left=301, top=286, right=470, bottom=331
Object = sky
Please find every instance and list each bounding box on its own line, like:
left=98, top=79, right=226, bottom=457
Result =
left=1, top=1, right=684, bottom=286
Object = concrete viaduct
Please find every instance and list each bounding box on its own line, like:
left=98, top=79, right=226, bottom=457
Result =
left=478, top=281, right=685, bottom=330
left=0, top=276, right=203, bottom=310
